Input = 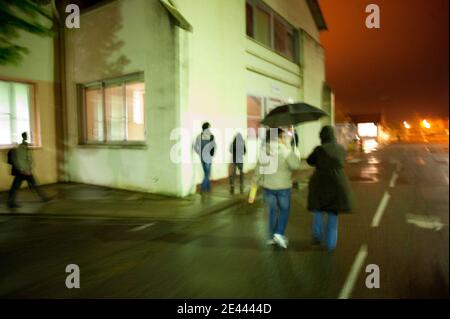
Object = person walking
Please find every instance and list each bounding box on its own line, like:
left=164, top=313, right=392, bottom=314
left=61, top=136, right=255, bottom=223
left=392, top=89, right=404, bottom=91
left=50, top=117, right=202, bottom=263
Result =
left=194, top=122, right=216, bottom=193
left=7, top=132, right=50, bottom=208
left=229, top=133, right=246, bottom=194
left=254, top=128, right=301, bottom=249
left=290, top=129, right=300, bottom=189
left=307, top=125, right=353, bottom=251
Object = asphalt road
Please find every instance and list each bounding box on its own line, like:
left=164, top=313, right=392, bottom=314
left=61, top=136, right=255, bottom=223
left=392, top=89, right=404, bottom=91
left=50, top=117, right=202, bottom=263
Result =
left=0, top=143, right=448, bottom=298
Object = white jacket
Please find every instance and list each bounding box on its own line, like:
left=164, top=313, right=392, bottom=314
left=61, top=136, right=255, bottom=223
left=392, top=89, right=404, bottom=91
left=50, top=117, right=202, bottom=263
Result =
left=254, top=142, right=301, bottom=190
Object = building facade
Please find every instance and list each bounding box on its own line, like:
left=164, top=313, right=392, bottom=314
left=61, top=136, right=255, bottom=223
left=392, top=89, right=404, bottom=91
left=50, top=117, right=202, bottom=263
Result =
left=1, top=0, right=333, bottom=197
left=0, top=10, right=59, bottom=191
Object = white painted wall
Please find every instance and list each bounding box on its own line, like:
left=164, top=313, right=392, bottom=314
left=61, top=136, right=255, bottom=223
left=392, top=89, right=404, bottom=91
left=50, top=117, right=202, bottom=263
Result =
left=64, top=0, right=182, bottom=195
left=173, top=0, right=327, bottom=195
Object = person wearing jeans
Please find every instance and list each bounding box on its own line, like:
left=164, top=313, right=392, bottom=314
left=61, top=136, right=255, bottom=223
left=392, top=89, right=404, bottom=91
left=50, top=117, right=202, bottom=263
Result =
left=200, top=161, right=212, bottom=193
left=307, top=126, right=353, bottom=252
left=229, top=133, right=246, bottom=194
left=312, top=211, right=338, bottom=251
left=264, top=188, right=291, bottom=240
left=254, top=128, right=301, bottom=249
left=194, top=122, right=216, bottom=193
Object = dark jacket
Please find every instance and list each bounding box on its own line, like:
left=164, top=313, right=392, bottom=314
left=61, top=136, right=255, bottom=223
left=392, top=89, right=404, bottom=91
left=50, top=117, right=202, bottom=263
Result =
left=307, top=126, right=353, bottom=213
left=230, top=133, right=246, bottom=164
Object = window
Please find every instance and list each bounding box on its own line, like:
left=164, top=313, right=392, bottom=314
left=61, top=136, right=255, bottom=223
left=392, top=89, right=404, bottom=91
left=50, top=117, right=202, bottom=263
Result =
left=246, top=2, right=254, bottom=37
left=0, top=80, right=36, bottom=146
left=246, top=0, right=299, bottom=63
left=247, top=95, right=262, bottom=138
left=274, top=16, right=295, bottom=61
left=254, top=5, right=271, bottom=47
left=80, top=73, right=145, bottom=144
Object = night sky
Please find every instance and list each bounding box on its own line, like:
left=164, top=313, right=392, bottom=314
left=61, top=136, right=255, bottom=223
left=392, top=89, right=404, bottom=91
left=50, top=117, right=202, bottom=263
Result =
left=318, top=0, right=449, bottom=124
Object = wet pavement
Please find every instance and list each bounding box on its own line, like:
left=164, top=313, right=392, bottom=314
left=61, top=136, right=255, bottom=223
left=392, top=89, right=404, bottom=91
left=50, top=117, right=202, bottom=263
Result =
left=0, top=143, right=448, bottom=298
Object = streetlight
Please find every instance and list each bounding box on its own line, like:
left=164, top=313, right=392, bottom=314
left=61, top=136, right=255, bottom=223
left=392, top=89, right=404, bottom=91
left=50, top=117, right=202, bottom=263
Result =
left=403, top=121, right=411, bottom=129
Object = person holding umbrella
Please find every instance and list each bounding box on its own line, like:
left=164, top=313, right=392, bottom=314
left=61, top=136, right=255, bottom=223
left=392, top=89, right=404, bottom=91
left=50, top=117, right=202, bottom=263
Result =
left=254, top=102, right=328, bottom=248
left=306, top=125, right=353, bottom=251
left=253, top=128, right=301, bottom=249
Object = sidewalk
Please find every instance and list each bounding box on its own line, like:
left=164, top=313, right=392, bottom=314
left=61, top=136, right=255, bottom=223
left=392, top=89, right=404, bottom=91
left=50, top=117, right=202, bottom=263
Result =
left=0, top=161, right=313, bottom=221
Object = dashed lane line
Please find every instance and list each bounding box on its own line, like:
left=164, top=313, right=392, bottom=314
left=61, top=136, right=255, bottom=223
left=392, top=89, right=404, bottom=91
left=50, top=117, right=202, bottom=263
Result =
left=128, top=223, right=156, bottom=232
left=389, top=172, right=399, bottom=188
left=371, top=191, right=391, bottom=228
left=338, top=244, right=369, bottom=299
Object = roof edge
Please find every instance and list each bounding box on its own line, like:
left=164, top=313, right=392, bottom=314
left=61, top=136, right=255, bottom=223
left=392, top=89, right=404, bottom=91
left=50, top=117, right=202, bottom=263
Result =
left=306, top=0, right=328, bottom=31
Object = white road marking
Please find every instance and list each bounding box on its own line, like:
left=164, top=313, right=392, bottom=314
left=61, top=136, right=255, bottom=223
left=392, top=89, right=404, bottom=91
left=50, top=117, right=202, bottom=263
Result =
left=371, top=191, right=391, bottom=227
left=128, top=223, right=156, bottom=232
left=406, top=214, right=447, bottom=231
left=338, top=244, right=369, bottom=299
left=389, top=172, right=399, bottom=188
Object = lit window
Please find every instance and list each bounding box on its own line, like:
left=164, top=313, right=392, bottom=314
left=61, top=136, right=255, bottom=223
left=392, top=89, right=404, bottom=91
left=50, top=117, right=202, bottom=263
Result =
left=126, top=81, right=145, bottom=141
left=0, top=80, right=36, bottom=146
left=81, top=73, right=145, bottom=144
left=85, top=85, right=104, bottom=142
left=247, top=95, right=262, bottom=138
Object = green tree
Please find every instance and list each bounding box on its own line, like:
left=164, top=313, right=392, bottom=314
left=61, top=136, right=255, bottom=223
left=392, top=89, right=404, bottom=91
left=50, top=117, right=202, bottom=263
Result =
left=0, top=0, right=54, bottom=66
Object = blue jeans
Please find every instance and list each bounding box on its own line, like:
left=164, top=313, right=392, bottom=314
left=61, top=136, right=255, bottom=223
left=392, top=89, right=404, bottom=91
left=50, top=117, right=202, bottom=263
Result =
left=313, top=211, right=339, bottom=251
left=264, top=188, right=291, bottom=238
left=201, top=162, right=212, bottom=192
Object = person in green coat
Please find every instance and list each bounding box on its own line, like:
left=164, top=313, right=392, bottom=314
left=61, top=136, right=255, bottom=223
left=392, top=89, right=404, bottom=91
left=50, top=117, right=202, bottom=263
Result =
left=307, top=125, right=353, bottom=251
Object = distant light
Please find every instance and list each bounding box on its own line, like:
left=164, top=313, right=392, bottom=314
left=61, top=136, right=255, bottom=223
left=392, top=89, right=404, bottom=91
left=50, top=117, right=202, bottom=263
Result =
left=358, top=122, right=378, bottom=137
left=422, top=119, right=431, bottom=129
left=403, top=121, right=411, bottom=129
left=363, top=139, right=378, bottom=153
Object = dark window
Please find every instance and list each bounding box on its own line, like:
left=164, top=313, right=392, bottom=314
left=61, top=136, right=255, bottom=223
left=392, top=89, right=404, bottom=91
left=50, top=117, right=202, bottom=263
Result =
left=274, top=16, right=295, bottom=60
left=246, top=2, right=254, bottom=37
left=254, top=5, right=271, bottom=48
left=246, top=0, right=298, bottom=63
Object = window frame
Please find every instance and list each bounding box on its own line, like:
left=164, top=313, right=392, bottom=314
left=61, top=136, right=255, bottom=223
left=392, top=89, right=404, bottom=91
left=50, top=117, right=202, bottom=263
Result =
left=0, top=78, right=40, bottom=149
left=78, top=72, right=146, bottom=147
left=245, top=0, right=300, bottom=64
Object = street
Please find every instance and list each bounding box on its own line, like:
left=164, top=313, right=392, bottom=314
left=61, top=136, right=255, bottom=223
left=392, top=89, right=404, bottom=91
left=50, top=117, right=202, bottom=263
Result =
left=0, top=143, right=448, bottom=298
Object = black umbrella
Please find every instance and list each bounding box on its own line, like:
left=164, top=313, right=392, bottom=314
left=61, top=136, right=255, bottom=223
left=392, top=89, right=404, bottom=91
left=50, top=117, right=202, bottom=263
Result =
left=260, top=102, right=328, bottom=127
